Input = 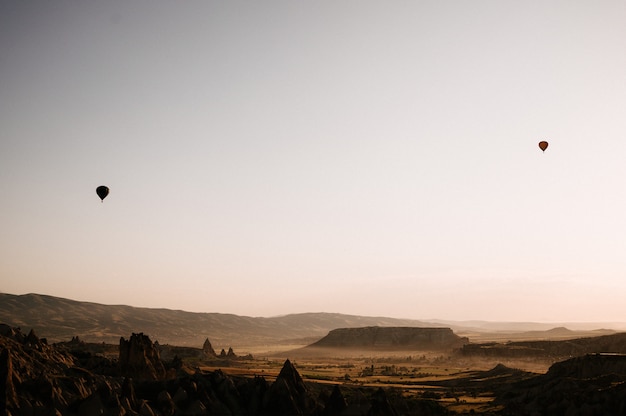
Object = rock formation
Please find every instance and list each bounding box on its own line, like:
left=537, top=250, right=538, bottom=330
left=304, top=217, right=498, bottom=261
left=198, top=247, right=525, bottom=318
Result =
left=202, top=337, right=216, bottom=357
left=311, top=326, right=469, bottom=350
left=218, top=346, right=238, bottom=358
left=496, top=354, right=626, bottom=414
left=2, top=325, right=451, bottom=415
left=9, top=321, right=626, bottom=415
left=322, top=385, right=347, bottom=416
left=1, top=325, right=116, bottom=415
left=119, top=332, right=167, bottom=380
left=0, top=347, right=18, bottom=413
left=264, top=359, right=315, bottom=415
left=462, top=332, right=626, bottom=360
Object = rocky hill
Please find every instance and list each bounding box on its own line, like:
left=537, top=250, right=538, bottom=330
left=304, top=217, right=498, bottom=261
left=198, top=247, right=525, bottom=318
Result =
left=2, top=293, right=622, bottom=351
left=309, top=326, right=469, bottom=350
left=460, top=332, right=626, bottom=360
left=5, top=323, right=626, bottom=414
left=0, top=293, right=438, bottom=347
left=495, top=354, right=626, bottom=414
left=0, top=324, right=448, bottom=416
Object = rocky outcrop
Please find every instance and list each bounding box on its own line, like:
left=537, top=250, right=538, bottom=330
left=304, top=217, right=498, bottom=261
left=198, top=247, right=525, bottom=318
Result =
left=461, top=332, right=626, bottom=360
left=264, top=359, right=315, bottom=415
left=1, top=325, right=448, bottom=415
left=310, top=326, right=469, bottom=350
left=0, top=347, right=18, bottom=413
left=497, top=354, right=626, bottom=414
left=0, top=326, right=117, bottom=415
left=370, top=387, right=399, bottom=416
left=202, top=337, right=216, bottom=357
left=219, top=347, right=238, bottom=358
left=119, top=332, right=166, bottom=380
left=322, top=385, right=347, bottom=416
left=546, top=353, right=626, bottom=379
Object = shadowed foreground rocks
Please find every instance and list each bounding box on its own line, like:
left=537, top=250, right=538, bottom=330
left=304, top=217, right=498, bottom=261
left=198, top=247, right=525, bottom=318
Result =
left=6, top=323, right=626, bottom=415
left=0, top=324, right=446, bottom=415
left=120, top=332, right=167, bottom=380
left=495, top=354, right=626, bottom=415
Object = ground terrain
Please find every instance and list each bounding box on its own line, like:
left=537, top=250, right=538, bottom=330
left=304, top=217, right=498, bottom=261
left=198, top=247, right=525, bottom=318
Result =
left=4, top=293, right=626, bottom=414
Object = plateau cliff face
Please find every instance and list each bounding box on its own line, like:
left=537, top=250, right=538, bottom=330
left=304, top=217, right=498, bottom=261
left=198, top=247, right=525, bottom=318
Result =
left=310, top=326, right=469, bottom=350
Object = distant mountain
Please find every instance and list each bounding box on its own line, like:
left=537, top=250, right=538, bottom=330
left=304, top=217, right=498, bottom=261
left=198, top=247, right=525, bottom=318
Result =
left=430, top=319, right=626, bottom=333
left=2, top=293, right=621, bottom=351
left=0, top=293, right=437, bottom=348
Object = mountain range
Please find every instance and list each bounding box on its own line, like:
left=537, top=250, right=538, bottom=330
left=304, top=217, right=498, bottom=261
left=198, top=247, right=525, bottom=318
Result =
left=1, top=293, right=624, bottom=350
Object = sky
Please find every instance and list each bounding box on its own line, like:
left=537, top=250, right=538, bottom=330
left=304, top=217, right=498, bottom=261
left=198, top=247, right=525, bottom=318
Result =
left=1, top=1, right=625, bottom=323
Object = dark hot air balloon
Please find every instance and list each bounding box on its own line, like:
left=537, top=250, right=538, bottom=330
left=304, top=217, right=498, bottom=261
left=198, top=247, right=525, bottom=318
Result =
left=538, top=141, right=548, bottom=152
left=96, top=186, right=109, bottom=202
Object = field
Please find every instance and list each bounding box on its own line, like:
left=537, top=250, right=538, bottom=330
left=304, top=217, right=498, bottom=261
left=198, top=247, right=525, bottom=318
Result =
left=63, top=329, right=626, bottom=414
left=196, top=346, right=548, bottom=414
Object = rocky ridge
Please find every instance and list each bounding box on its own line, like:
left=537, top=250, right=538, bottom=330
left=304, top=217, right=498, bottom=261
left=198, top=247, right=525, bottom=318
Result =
left=5, top=323, right=626, bottom=414
left=1, top=324, right=447, bottom=415
left=461, top=332, right=626, bottom=360
left=495, top=354, right=626, bottom=414
left=0, top=293, right=438, bottom=346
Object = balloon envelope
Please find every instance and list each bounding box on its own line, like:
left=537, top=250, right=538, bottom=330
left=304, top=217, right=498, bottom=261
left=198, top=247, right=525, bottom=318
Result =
left=538, top=141, right=548, bottom=152
left=96, top=186, right=109, bottom=201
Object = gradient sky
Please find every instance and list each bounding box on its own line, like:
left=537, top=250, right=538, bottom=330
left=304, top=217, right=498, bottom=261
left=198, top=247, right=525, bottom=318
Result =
left=2, top=1, right=625, bottom=323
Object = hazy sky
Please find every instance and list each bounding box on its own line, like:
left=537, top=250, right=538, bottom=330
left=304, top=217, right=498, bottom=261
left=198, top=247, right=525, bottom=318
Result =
left=2, top=1, right=625, bottom=323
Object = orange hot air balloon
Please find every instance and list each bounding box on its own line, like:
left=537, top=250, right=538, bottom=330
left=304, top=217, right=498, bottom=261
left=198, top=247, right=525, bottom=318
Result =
left=538, top=141, right=548, bottom=152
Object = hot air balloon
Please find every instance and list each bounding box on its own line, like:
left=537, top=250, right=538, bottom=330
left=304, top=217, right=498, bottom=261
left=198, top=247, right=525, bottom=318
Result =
left=538, top=141, right=548, bottom=152
left=96, top=186, right=109, bottom=202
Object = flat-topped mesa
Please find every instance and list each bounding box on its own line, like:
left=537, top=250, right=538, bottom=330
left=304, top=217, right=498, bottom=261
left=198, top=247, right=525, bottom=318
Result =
left=310, top=326, right=469, bottom=350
